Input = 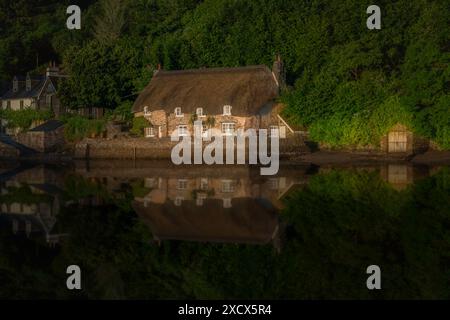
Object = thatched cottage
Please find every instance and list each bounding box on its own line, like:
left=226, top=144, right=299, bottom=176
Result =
left=132, top=57, right=294, bottom=139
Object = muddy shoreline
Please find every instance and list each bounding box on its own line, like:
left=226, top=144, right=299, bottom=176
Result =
left=2, top=150, right=450, bottom=167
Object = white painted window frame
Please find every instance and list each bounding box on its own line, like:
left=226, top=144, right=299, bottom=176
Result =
left=145, top=127, right=155, bottom=138
left=196, top=107, right=205, bottom=117
left=177, top=125, right=189, bottom=137
left=223, top=105, right=232, bottom=116
left=175, top=107, right=183, bottom=117
left=221, top=122, right=235, bottom=136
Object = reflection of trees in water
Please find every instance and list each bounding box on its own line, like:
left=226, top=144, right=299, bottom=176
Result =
left=0, top=167, right=449, bottom=299
left=281, top=167, right=450, bottom=299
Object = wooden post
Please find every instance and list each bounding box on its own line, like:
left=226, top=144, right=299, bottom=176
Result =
left=86, top=143, right=90, bottom=159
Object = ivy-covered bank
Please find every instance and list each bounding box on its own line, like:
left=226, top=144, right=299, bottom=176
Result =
left=0, top=0, right=448, bottom=149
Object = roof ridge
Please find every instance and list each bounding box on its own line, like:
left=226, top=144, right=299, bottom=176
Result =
left=156, top=65, right=270, bottom=77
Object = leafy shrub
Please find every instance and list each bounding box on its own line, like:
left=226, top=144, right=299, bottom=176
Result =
left=104, top=100, right=134, bottom=123
left=0, top=109, right=53, bottom=132
left=64, top=115, right=106, bottom=142
left=130, top=116, right=149, bottom=137
left=308, top=96, right=413, bottom=148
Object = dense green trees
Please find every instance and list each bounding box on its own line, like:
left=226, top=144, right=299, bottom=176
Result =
left=0, top=0, right=448, bottom=148
left=59, top=40, right=143, bottom=109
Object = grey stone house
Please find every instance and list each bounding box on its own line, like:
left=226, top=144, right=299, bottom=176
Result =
left=0, top=64, right=67, bottom=134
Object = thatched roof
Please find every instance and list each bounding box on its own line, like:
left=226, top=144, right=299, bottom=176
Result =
left=133, top=65, right=279, bottom=116
left=133, top=198, right=279, bottom=244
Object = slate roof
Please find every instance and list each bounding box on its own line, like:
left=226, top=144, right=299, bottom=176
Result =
left=29, top=120, right=64, bottom=132
left=1, top=76, right=49, bottom=100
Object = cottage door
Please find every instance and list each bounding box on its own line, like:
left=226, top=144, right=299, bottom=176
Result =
left=158, top=126, right=162, bottom=138
left=388, top=131, right=407, bottom=152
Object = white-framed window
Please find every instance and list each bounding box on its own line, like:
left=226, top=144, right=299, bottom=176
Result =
left=145, top=127, right=155, bottom=137
left=200, top=178, right=208, bottom=190
left=196, top=108, right=204, bottom=117
left=221, top=122, right=235, bottom=136
left=177, top=125, right=188, bottom=137
left=223, top=105, right=232, bottom=116
left=269, top=125, right=279, bottom=137
left=221, top=180, right=235, bottom=193
left=223, top=198, right=232, bottom=209
left=177, top=179, right=188, bottom=190
left=175, top=107, right=183, bottom=117
left=174, top=197, right=184, bottom=206
left=196, top=193, right=207, bottom=206
left=268, top=178, right=279, bottom=190
left=144, top=106, right=151, bottom=116
left=145, top=178, right=157, bottom=188
left=202, top=125, right=209, bottom=138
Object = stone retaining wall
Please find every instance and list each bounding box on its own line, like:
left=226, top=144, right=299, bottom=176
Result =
left=74, top=137, right=308, bottom=160
left=16, top=126, right=65, bottom=153
left=0, top=142, right=19, bottom=158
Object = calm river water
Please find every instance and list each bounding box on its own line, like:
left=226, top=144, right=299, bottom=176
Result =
left=0, top=160, right=449, bottom=299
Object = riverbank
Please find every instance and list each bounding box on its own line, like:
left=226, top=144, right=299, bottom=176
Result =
left=2, top=149, right=450, bottom=167
left=291, top=150, right=450, bottom=166
left=2, top=134, right=450, bottom=165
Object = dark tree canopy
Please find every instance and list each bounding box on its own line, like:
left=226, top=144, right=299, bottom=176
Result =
left=0, top=0, right=448, bottom=148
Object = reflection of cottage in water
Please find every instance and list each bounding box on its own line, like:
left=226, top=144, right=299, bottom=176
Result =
left=133, top=198, right=281, bottom=247
left=0, top=165, right=66, bottom=245
left=132, top=174, right=304, bottom=248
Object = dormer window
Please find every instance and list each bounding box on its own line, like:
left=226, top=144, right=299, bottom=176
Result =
left=223, top=105, right=232, bottom=116
left=177, top=125, right=188, bottom=137
left=175, top=107, right=183, bottom=117
left=26, top=74, right=31, bottom=91
left=143, top=106, right=150, bottom=116
left=196, top=108, right=204, bottom=117
left=13, top=77, right=18, bottom=93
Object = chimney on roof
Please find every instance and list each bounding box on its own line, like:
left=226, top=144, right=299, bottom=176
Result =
left=26, top=73, right=31, bottom=92
left=13, top=76, right=18, bottom=93
left=46, top=61, right=60, bottom=77
left=272, top=54, right=286, bottom=91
